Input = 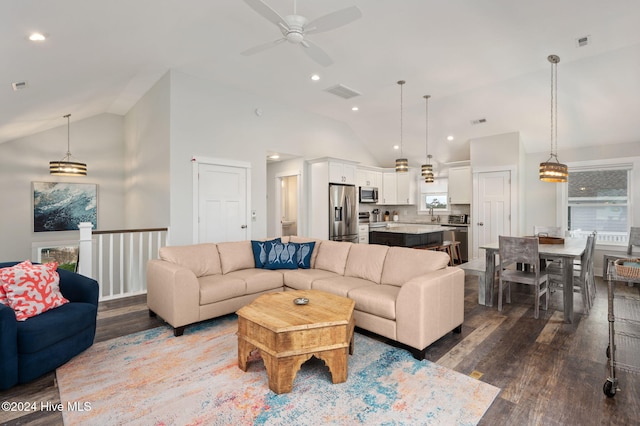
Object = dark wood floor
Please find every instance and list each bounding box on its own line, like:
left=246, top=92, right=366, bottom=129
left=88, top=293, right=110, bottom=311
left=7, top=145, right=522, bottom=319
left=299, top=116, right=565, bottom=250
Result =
left=2, top=276, right=639, bottom=425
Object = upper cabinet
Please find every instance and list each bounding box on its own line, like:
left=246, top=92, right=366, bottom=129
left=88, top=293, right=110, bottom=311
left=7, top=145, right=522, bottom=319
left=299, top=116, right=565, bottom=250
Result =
left=329, top=160, right=357, bottom=185
left=380, top=169, right=417, bottom=205
left=448, top=166, right=471, bottom=204
left=356, top=168, right=382, bottom=188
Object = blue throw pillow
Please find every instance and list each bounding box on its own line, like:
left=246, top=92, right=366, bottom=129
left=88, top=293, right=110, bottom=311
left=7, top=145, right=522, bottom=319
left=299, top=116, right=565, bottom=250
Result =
left=264, top=241, right=299, bottom=270
left=295, top=241, right=316, bottom=269
left=251, top=238, right=281, bottom=268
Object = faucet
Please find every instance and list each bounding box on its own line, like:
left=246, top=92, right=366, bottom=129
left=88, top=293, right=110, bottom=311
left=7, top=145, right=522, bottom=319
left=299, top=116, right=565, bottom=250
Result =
left=429, top=207, right=436, bottom=222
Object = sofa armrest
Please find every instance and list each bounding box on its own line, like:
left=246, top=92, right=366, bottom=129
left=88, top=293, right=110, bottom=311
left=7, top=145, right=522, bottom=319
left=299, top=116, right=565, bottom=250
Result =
left=58, top=269, right=99, bottom=306
left=146, top=259, right=200, bottom=329
left=395, top=267, right=465, bottom=351
left=0, top=304, right=18, bottom=390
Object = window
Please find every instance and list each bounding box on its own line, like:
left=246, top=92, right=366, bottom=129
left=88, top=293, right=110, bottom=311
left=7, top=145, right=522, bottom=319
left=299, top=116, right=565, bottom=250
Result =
left=419, top=177, right=449, bottom=212
left=566, top=165, right=631, bottom=244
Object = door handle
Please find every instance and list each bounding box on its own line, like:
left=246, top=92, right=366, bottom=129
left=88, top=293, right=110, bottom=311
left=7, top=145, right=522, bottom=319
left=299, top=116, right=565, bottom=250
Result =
left=241, top=225, right=247, bottom=229
left=477, top=222, right=484, bottom=226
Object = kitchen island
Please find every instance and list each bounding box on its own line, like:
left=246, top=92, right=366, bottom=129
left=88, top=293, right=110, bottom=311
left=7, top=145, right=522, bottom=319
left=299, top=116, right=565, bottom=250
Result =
left=369, top=223, right=455, bottom=248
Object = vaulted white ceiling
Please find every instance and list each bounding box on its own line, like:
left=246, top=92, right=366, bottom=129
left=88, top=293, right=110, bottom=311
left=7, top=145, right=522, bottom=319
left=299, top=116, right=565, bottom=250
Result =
left=3, top=0, right=640, bottom=168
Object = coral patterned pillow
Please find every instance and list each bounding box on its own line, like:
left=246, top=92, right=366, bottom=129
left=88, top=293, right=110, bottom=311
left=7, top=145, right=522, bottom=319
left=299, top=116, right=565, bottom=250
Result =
left=0, top=261, right=69, bottom=321
left=0, top=281, right=7, bottom=305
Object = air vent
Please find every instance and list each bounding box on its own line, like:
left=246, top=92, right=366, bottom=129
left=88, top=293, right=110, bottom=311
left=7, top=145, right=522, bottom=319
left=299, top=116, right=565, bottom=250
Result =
left=576, top=35, right=591, bottom=48
left=470, top=118, right=487, bottom=125
left=324, top=84, right=362, bottom=99
left=11, top=81, right=28, bottom=91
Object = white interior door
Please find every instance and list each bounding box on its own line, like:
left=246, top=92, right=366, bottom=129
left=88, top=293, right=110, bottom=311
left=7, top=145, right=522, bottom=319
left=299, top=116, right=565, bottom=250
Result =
left=197, top=162, right=249, bottom=243
left=476, top=170, right=511, bottom=252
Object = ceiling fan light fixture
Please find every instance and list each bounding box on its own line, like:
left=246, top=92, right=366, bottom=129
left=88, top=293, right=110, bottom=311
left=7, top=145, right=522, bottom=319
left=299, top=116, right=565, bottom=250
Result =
left=49, top=114, right=87, bottom=177
left=539, top=54, right=567, bottom=183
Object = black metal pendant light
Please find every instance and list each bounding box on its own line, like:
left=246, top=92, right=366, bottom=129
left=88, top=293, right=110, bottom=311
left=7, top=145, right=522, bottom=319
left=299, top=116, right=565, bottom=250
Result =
left=50, top=114, right=87, bottom=176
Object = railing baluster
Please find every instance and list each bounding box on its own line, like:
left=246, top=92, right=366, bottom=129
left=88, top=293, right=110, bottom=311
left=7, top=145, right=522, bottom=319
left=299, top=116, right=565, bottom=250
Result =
left=119, top=233, right=124, bottom=296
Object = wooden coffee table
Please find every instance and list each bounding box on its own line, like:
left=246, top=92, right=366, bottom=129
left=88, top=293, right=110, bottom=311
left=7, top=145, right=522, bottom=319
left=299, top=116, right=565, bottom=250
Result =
left=236, top=289, right=355, bottom=394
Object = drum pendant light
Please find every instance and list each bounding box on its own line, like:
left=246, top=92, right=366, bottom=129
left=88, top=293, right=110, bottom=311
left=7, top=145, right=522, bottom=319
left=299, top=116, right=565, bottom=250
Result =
left=539, top=55, right=567, bottom=182
left=421, top=95, right=434, bottom=183
left=395, top=80, right=408, bottom=173
left=49, top=114, right=87, bottom=176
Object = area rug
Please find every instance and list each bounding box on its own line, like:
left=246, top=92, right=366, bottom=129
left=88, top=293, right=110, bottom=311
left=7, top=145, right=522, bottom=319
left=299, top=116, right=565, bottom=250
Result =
left=56, top=315, right=500, bottom=425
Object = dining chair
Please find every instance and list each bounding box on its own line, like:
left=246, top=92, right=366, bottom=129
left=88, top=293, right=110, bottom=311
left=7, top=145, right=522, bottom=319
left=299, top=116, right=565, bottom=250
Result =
left=626, top=226, right=640, bottom=255
left=547, top=232, right=595, bottom=314
left=498, top=236, right=549, bottom=319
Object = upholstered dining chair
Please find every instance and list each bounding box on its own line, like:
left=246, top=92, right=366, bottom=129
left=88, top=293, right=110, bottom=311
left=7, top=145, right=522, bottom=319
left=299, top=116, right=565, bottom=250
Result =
left=498, top=236, right=549, bottom=319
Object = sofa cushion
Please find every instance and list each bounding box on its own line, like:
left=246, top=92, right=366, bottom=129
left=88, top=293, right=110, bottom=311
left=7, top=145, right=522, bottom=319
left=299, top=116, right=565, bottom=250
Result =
left=348, top=284, right=399, bottom=321
left=312, top=276, right=373, bottom=298
left=264, top=241, right=298, bottom=270
left=381, top=247, right=450, bottom=287
left=160, top=244, right=222, bottom=277
left=225, top=269, right=284, bottom=294
left=282, top=269, right=340, bottom=291
left=314, top=240, right=353, bottom=275
left=344, top=244, right=389, bottom=283
left=16, top=302, right=97, bottom=354
left=198, top=275, right=246, bottom=305
left=288, top=236, right=321, bottom=268
left=0, top=261, right=69, bottom=321
left=217, top=241, right=255, bottom=274
left=251, top=238, right=281, bottom=268
left=295, top=241, right=316, bottom=269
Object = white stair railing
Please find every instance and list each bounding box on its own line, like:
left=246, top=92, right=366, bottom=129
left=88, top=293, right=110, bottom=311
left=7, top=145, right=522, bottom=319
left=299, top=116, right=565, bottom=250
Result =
left=78, top=224, right=168, bottom=301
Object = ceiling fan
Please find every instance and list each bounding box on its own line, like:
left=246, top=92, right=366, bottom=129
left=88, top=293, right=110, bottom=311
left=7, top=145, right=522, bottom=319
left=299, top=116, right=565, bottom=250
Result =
left=241, top=0, right=362, bottom=66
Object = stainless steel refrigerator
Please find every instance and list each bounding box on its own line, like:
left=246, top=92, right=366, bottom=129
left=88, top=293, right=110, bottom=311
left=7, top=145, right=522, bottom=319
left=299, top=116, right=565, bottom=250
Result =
left=329, top=184, right=358, bottom=243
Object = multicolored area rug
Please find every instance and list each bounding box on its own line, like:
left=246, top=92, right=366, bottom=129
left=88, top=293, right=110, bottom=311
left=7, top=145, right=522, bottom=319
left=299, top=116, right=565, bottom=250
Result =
left=57, top=315, right=499, bottom=425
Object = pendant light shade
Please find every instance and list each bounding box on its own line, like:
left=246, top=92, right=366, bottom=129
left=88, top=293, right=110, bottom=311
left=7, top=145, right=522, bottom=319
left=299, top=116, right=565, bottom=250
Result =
left=395, top=80, right=408, bottom=173
left=50, top=114, right=87, bottom=176
left=420, top=94, right=434, bottom=183
left=539, top=55, right=567, bottom=183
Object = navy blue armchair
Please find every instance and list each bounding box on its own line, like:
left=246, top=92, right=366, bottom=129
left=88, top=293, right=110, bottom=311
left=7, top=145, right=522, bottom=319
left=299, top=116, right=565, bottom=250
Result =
left=0, top=262, right=99, bottom=390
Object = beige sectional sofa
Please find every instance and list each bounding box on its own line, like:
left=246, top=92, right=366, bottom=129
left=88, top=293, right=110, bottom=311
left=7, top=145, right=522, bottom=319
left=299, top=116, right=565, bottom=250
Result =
left=146, top=236, right=464, bottom=359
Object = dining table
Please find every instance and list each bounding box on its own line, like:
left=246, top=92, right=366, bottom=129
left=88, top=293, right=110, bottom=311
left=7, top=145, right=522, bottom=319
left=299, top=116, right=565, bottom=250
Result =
left=479, top=237, right=589, bottom=324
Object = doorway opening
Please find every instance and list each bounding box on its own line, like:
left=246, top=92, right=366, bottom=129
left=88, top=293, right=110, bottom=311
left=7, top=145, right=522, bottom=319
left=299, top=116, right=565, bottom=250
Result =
left=280, top=175, right=298, bottom=237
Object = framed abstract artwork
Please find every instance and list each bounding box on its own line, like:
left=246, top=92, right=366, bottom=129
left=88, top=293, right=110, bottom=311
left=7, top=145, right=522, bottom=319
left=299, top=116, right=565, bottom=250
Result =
left=33, top=182, right=97, bottom=232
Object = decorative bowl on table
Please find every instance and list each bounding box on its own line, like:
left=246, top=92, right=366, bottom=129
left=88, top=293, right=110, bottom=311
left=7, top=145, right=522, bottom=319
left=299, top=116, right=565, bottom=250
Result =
left=293, top=297, right=309, bottom=305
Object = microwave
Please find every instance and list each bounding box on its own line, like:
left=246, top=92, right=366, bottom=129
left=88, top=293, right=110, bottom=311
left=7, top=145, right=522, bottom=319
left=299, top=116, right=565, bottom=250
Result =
left=359, top=186, right=379, bottom=203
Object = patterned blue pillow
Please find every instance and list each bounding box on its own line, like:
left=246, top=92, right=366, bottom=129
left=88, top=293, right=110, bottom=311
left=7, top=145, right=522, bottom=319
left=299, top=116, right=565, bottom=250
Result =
left=251, top=238, right=281, bottom=268
left=295, top=241, right=316, bottom=269
left=264, top=241, right=299, bottom=270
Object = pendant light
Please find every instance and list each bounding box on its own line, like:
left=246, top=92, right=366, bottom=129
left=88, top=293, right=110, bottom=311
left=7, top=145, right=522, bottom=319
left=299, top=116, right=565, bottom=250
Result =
left=539, top=54, right=567, bottom=182
left=421, top=95, right=434, bottom=183
left=395, top=80, right=408, bottom=173
left=50, top=114, right=87, bottom=176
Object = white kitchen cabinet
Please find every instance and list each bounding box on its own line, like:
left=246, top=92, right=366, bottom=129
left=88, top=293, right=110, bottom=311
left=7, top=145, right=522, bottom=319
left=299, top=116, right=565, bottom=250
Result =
left=380, top=169, right=417, bottom=205
left=358, top=224, right=369, bottom=244
left=329, top=161, right=357, bottom=185
left=356, top=168, right=382, bottom=188
left=448, top=166, right=471, bottom=204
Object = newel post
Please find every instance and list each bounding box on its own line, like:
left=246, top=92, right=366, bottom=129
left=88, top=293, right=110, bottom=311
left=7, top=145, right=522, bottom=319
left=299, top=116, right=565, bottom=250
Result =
left=78, top=222, right=94, bottom=278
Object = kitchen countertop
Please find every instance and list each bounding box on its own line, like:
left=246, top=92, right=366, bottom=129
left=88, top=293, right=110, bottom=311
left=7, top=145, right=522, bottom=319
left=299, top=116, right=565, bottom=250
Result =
left=369, top=223, right=456, bottom=234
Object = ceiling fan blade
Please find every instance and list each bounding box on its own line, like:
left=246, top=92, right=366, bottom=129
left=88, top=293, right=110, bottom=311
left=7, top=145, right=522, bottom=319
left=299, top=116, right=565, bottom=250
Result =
left=300, top=39, right=333, bottom=67
left=243, top=0, right=287, bottom=28
left=305, top=6, right=362, bottom=34
left=241, top=37, right=286, bottom=56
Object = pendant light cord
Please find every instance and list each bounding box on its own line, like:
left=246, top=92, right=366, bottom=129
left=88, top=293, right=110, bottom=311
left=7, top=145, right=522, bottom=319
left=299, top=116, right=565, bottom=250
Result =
left=424, top=95, right=430, bottom=160
left=549, top=56, right=558, bottom=160
left=398, top=80, right=404, bottom=157
left=64, top=113, right=72, bottom=158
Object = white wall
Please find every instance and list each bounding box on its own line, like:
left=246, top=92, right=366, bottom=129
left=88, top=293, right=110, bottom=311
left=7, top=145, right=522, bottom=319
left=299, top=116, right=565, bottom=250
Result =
left=167, top=70, right=377, bottom=245
left=123, top=73, right=171, bottom=229
left=0, top=114, right=126, bottom=261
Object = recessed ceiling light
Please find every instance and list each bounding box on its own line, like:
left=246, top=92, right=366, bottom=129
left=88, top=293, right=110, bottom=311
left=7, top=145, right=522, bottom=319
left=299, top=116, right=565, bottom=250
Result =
left=393, top=145, right=399, bottom=150
left=351, top=106, right=359, bottom=111
left=310, top=74, right=320, bottom=81
left=28, top=32, right=47, bottom=41
left=447, top=135, right=454, bottom=141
